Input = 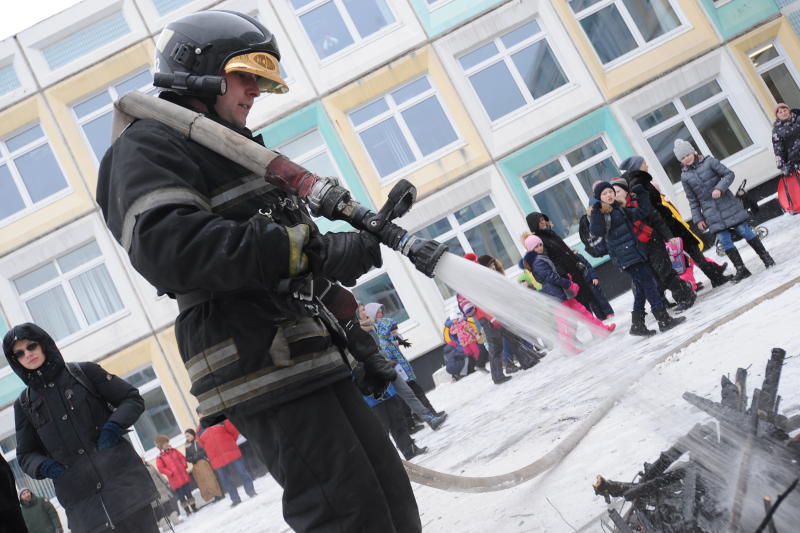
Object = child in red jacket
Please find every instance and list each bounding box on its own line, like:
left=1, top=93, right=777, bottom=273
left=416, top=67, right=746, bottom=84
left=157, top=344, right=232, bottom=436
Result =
left=155, top=435, right=196, bottom=516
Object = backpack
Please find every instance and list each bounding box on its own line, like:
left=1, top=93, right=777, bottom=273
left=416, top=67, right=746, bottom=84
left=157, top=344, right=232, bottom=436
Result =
left=578, top=214, right=608, bottom=258
left=665, top=238, right=687, bottom=274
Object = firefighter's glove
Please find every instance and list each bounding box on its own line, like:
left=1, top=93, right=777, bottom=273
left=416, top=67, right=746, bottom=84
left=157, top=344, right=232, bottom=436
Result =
left=353, top=353, right=397, bottom=399
left=38, top=459, right=65, bottom=480
left=307, top=231, right=382, bottom=287
left=97, top=422, right=124, bottom=450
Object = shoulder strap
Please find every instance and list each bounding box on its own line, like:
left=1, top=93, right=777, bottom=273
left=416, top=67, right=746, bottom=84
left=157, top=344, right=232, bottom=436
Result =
left=66, top=363, right=102, bottom=399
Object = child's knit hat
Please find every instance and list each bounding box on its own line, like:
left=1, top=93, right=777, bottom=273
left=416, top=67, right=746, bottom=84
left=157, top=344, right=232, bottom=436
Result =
left=524, top=234, right=543, bottom=252
left=673, top=139, right=695, bottom=160
left=364, top=302, right=383, bottom=320
left=593, top=181, right=614, bottom=200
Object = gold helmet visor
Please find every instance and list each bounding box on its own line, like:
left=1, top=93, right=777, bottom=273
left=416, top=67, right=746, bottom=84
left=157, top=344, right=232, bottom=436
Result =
left=224, top=52, right=289, bottom=94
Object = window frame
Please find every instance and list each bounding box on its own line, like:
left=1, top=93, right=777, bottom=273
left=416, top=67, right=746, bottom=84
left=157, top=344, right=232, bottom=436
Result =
left=637, top=78, right=756, bottom=182
left=292, top=0, right=399, bottom=62
left=71, top=69, right=154, bottom=166
left=349, top=74, right=463, bottom=182
left=124, top=364, right=184, bottom=459
left=748, top=40, right=800, bottom=107
left=352, top=267, right=415, bottom=330
left=14, top=241, right=127, bottom=345
left=458, top=20, right=569, bottom=124
left=570, top=0, right=687, bottom=69
left=521, top=134, right=619, bottom=243
left=0, top=122, right=72, bottom=227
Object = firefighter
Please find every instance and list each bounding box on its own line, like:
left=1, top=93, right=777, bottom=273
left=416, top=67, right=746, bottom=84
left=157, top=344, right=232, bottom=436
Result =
left=96, top=10, right=419, bottom=532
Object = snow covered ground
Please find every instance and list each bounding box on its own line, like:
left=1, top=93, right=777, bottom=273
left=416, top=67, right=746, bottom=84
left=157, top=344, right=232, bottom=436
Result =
left=173, top=213, right=800, bottom=533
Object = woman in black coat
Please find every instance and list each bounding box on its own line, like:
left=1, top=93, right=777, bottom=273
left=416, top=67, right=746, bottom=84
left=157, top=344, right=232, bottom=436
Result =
left=772, top=103, right=800, bottom=174
left=4, top=323, right=158, bottom=533
left=525, top=212, right=607, bottom=318
left=0, top=454, right=28, bottom=533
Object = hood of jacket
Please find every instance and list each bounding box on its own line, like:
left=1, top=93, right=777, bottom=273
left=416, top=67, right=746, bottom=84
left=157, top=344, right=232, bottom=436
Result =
left=3, top=323, right=65, bottom=385
left=525, top=212, right=548, bottom=234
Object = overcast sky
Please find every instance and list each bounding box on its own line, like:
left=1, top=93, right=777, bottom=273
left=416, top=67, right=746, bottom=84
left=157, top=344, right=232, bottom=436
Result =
left=0, top=1, right=83, bottom=41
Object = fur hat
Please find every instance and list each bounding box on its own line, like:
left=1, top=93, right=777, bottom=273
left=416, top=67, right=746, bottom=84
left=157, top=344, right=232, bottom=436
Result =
left=618, top=156, right=644, bottom=173
left=593, top=181, right=614, bottom=200
left=524, top=235, right=543, bottom=252
left=155, top=434, right=170, bottom=449
left=364, top=302, right=383, bottom=321
left=673, top=139, right=695, bottom=161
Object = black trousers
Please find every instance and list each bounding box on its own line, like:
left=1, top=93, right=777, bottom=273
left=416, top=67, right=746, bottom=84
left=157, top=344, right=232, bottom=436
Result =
left=479, top=319, right=507, bottom=383
left=373, top=396, right=415, bottom=458
left=228, top=379, right=421, bottom=533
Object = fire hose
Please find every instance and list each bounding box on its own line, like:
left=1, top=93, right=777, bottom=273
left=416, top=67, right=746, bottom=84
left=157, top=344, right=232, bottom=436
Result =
left=112, top=91, right=577, bottom=493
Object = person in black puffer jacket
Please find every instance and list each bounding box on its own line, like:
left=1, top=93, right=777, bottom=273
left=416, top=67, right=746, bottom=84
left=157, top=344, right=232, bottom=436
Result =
left=589, top=182, right=685, bottom=334
left=4, top=323, right=158, bottom=533
left=620, top=156, right=732, bottom=289
left=772, top=103, right=800, bottom=174
left=525, top=212, right=605, bottom=319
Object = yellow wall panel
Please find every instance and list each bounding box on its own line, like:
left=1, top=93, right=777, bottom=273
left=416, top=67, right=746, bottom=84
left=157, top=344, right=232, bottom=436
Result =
left=0, top=95, right=94, bottom=252
left=729, top=19, right=800, bottom=117
left=552, top=0, right=720, bottom=99
left=44, top=40, right=154, bottom=195
left=101, top=332, right=196, bottom=434
left=155, top=326, right=196, bottom=417
left=323, top=46, right=489, bottom=205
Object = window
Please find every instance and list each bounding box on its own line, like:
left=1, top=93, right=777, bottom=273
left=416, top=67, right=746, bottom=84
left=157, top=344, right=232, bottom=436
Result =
left=41, top=12, right=130, bottom=70
left=292, top=0, right=395, bottom=59
left=416, top=196, right=518, bottom=298
left=637, top=80, right=753, bottom=183
left=350, top=76, right=459, bottom=179
left=523, top=137, right=619, bottom=239
left=0, top=64, right=21, bottom=97
left=569, top=0, right=682, bottom=65
left=351, top=271, right=409, bottom=322
left=125, top=366, right=181, bottom=454
left=749, top=42, right=800, bottom=109
left=276, top=129, right=345, bottom=187
left=458, top=21, right=568, bottom=122
left=0, top=123, right=69, bottom=222
left=14, top=241, right=124, bottom=342
left=72, top=70, right=154, bottom=164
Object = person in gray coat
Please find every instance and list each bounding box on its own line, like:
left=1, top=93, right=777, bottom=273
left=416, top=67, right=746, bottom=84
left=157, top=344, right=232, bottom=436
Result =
left=674, top=139, right=775, bottom=283
left=4, top=323, right=158, bottom=533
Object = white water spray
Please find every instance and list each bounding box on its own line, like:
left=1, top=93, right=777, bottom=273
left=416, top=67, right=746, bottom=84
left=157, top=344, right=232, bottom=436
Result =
left=432, top=252, right=610, bottom=353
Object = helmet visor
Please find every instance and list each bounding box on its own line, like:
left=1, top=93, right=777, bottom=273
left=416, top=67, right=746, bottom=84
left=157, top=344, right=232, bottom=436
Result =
left=224, top=52, right=289, bottom=94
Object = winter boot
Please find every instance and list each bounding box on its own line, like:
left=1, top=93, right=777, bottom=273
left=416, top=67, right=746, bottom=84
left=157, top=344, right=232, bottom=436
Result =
left=629, top=311, right=656, bottom=337
left=504, top=361, right=520, bottom=374
left=404, top=442, right=428, bottom=460
left=670, top=278, right=696, bottom=312
left=725, top=247, right=751, bottom=283
left=493, top=375, right=512, bottom=385
left=426, top=412, right=447, bottom=431
left=746, top=237, right=775, bottom=268
left=653, top=308, right=686, bottom=332
left=704, top=261, right=732, bottom=287
left=188, top=497, right=197, bottom=513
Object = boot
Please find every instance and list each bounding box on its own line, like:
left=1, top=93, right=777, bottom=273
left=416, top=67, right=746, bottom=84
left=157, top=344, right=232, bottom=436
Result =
left=704, top=261, right=732, bottom=287
left=426, top=412, right=447, bottom=431
left=188, top=497, right=197, bottom=513
left=652, top=308, right=686, bottom=332
left=725, top=247, right=751, bottom=283
left=504, top=361, right=520, bottom=374
left=182, top=501, right=193, bottom=515
left=746, top=237, right=775, bottom=268
left=670, top=278, right=696, bottom=312
left=493, top=375, right=512, bottom=385
left=404, top=442, right=428, bottom=460
left=629, top=311, right=656, bottom=337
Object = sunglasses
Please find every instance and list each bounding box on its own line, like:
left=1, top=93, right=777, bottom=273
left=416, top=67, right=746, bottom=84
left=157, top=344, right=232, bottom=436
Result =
left=13, top=342, right=40, bottom=359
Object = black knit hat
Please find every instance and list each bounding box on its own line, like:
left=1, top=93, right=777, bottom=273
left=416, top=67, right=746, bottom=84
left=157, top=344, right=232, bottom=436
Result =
left=593, top=181, right=614, bottom=200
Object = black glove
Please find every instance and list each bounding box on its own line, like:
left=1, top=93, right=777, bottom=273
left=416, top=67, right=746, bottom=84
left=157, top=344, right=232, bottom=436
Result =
left=307, top=231, right=382, bottom=286
left=97, top=422, right=123, bottom=450
left=397, top=338, right=412, bottom=348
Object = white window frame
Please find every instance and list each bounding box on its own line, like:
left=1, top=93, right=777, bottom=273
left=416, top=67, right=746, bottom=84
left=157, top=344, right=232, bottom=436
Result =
left=72, top=69, right=154, bottom=166
left=425, top=0, right=456, bottom=11
left=459, top=20, right=569, bottom=124
left=353, top=267, right=416, bottom=332
left=350, top=74, right=462, bottom=183
left=276, top=128, right=347, bottom=189
left=14, top=242, right=126, bottom=345
left=124, top=364, right=184, bottom=459
left=292, top=0, right=398, bottom=62
left=570, top=0, right=687, bottom=69
left=0, top=123, right=72, bottom=228
left=637, top=78, right=755, bottom=174
left=749, top=40, right=800, bottom=105
left=522, top=135, right=619, bottom=244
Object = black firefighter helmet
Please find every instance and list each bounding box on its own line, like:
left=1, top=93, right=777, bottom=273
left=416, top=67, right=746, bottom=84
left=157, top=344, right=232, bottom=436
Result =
left=153, top=10, right=288, bottom=98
